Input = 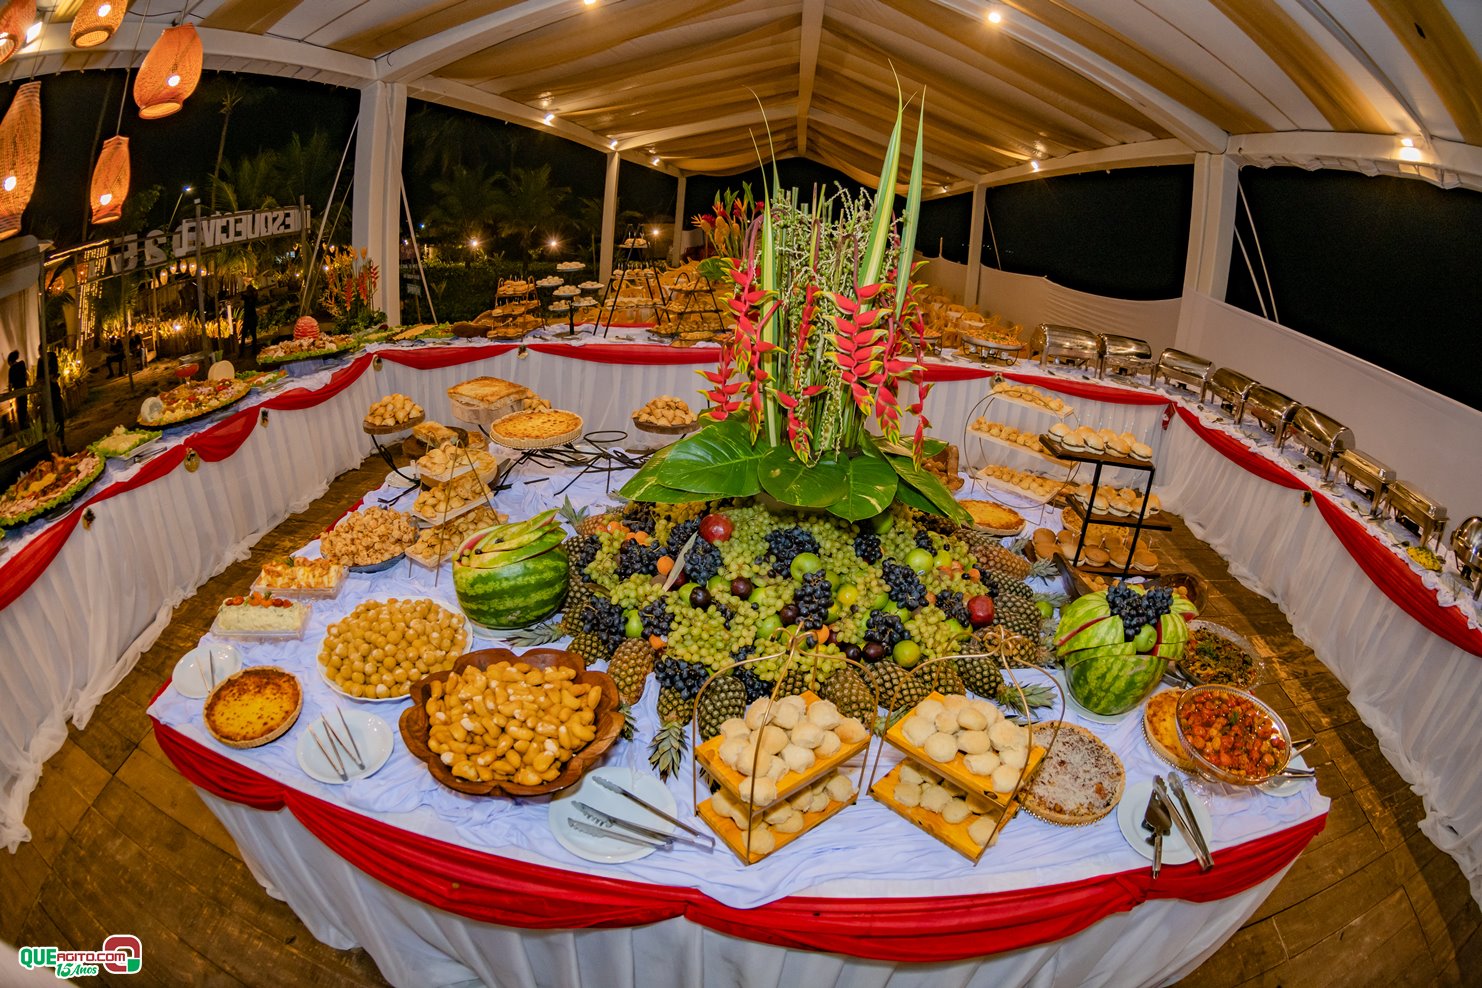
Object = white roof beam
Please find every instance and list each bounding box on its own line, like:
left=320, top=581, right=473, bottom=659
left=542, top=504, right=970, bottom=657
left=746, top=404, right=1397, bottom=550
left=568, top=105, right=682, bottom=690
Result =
left=616, top=104, right=797, bottom=153
left=1229, top=131, right=1482, bottom=193
left=924, top=0, right=1228, bottom=152
left=975, top=138, right=1195, bottom=187
left=378, top=0, right=583, bottom=84
left=796, top=0, right=825, bottom=156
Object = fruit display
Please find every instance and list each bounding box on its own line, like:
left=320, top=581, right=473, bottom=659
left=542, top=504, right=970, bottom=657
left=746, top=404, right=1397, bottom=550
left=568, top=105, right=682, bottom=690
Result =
left=365, top=393, right=423, bottom=429
left=203, top=667, right=302, bottom=749
left=0, top=450, right=105, bottom=527
left=407, top=505, right=507, bottom=568
left=1407, top=545, right=1443, bottom=572
left=632, top=395, right=697, bottom=429
left=1054, top=584, right=1196, bottom=715
left=872, top=761, right=1012, bottom=858
left=214, top=592, right=310, bottom=635
left=956, top=499, right=1025, bottom=536
left=414, top=471, right=494, bottom=520
left=990, top=380, right=1072, bottom=415
left=1182, top=626, right=1260, bottom=688
left=695, top=694, right=870, bottom=807
left=970, top=419, right=1058, bottom=458
left=975, top=464, right=1068, bottom=502
left=256, top=334, right=355, bottom=366
left=452, top=510, right=570, bottom=631
left=318, top=598, right=468, bottom=699
left=138, top=378, right=251, bottom=426
left=294, top=316, right=320, bottom=339
left=890, top=693, right=1037, bottom=795
left=319, top=507, right=417, bottom=568
left=1021, top=722, right=1124, bottom=825
left=421, top=659, right=601, bottom=786
left=252, top=557, right=345, bottom=595
left=90, top=425, right=160, bottom=458
left=416, top=444, right=498, bottom=484
left=1176, top=686, right=1289, bottom=783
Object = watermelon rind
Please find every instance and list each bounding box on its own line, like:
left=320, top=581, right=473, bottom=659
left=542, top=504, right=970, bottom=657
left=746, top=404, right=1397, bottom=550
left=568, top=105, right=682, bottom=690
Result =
left=1061, top=647, right=1167, bottom=716
left=453, top=546, right=569, bottom=630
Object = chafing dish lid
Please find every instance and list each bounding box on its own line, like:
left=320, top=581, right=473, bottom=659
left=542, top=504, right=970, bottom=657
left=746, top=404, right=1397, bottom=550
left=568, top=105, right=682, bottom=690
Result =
left=1243, top=385, right=1301, bottom=420
left=1387, top=480, right=1447, bottom=522
left=1334, top=448, right=1395, bottom=485
left=1290, top=406, right=1353, bottom=450
left=1452, top=517, right=1482, bottom=562
left=1157, top=348, right=1213, bottom=376
left=1033, top=324, right=1099, bottom=353
left=1209, top=367, right=1257, bottom=397
left=1099, top=334, right=1153, bottom=360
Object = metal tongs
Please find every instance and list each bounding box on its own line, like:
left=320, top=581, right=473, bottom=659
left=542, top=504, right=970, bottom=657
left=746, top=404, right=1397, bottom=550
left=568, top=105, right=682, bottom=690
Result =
left=1154, top=774, right=1212, bottom=871
left=591, top=776, right=715, bottom=850
left=573, top=801, right=712, bottom=851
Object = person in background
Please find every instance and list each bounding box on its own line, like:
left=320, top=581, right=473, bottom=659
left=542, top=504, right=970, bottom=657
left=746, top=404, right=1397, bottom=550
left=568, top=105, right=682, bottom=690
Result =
left=6, top=350, right=27, bottom=431
left=105, top=337, right=125, bottom=377
left=241, top=279, right=259, bottom=349
left=128, top=330, right=145, bottom=369
left=44, top=347, right=63, bottom=453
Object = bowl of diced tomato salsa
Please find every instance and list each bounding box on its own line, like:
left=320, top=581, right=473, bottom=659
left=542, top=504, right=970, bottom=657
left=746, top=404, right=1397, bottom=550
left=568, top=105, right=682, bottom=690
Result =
left=1175, top=685, right=1292, bottom=786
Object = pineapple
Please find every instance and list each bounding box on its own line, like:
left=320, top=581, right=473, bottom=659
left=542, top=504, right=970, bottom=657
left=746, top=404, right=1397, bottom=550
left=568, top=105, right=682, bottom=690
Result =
left=649, top=686, right=692, bottom=779
left=558, top=496, right=612, bottom=537
left=561, top=580, right=599, bottom=636
left=965, top=533, right=1056, bottom=583
left=867, top=662, right=930, bottom=713
left=567, top=630, right=611, bottom=667
left=608, top=639, right=655, bottom=705
left=993, top=593, right=1043, bottom=643
left=957, top=653, right=1005, bottom=700
left=498, top=619, right=562, bottom=647
left=776, top=664, right=812, bottom=698
left=697, top=674, right=746, bottom=740
left=933, top=659, right=966, bottom=696
left=821, top=668, right=877, bottom=723
left=617, top=703, right=636, bottom=741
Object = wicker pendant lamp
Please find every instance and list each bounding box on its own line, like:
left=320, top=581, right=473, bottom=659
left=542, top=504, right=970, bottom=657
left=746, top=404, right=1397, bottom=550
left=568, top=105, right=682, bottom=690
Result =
left=0, top=81, right=41, bottom=241
left=70, top=0, right=125, bottom=49
left=0, top=0, right=36, bottom=65
left=133, top=22, right=200, bottom=119
left=89, top=135, right=129, bottom=224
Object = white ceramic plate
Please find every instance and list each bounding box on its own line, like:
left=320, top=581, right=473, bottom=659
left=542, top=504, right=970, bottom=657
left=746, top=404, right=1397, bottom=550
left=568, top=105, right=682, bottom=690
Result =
left=295, top=708, right=394, bottom=784
left=1116, top=779, right=1215, bottom=867
left=173, top=644, right=242, bottom=698
left=549, top=766, right=678, bottom=864
left=1259, top=753, right=1311, bottom=798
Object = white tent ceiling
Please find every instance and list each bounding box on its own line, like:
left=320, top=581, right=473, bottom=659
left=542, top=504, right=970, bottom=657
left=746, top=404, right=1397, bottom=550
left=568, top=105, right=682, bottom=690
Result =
left=5, top=0, right=1482, bottom=192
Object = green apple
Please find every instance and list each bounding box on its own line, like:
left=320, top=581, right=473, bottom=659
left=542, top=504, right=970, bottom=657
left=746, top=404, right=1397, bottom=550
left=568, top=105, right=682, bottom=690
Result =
left=905, top=547, right=934, bottom=573
left=892, top=640, right=923, bottom=667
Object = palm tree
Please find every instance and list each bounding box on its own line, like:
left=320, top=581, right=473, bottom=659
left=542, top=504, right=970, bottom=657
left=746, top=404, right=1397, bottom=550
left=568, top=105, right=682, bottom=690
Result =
left=211, top=150, right=281, bottom=213
left=491, top=164, right=571, bottom=255
left=424, top=164, right=500, bottom=244
left=276, top=130, right=338, bottom=211
left=201, top=77, right=273, bottom=213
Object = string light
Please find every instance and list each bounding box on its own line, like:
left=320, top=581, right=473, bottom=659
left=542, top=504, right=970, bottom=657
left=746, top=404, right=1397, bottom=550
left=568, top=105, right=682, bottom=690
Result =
left=543, top=112, right=554, bottom=124
left=986, top=3, right=1004, bottom=25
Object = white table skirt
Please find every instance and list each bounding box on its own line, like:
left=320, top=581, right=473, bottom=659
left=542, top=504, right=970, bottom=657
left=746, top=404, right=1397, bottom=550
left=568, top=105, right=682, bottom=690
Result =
left=202, top=791, right=1291, bottom=988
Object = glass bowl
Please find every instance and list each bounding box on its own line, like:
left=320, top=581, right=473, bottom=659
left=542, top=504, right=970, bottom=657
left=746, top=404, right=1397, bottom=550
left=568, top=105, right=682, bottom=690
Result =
left=1174, top=684, right=1312, bottom=786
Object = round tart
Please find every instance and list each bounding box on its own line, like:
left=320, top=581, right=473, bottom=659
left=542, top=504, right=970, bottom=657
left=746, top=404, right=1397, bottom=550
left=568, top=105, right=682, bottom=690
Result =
left=1021, top=722, right=1124, bottom=825
left=490, top=409, right=583, bottom=446
left=1143, top=690, right=1197, bottom=771
left=204, top=666, right=302, bottom=749
left=957, top=499, right=1026, bottom=536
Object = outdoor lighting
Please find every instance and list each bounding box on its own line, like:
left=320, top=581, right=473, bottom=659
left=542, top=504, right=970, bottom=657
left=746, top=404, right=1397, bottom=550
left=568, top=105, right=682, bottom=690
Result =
left=986, top=3, right=1004, bottom=25
left=650, top=228, right=659, bottom=238
left=469, top=238, right=480, bottom=248
left=1398, top=137, right=1423, bottom=162
left=543, top=112, right=555, bottom=125
left=0, top=0, right=35, bottom=65
left=89, top=135, right=130, bottom=224
left=23, top=18, right=37, bottom=43
left=0, top=81, right=41, bottom=242
left=1030, top=160, right=1040, bottom=171
left=584, top=0, right=597, bottom=6
left=134, top=23, right=203, bottom=119
left=548, top=238, right=558, bottom=249
left=71, top=0, right=126, bottom=49
left=651, top=156, right=661, bottom=166
left=609, top=139, right=618, bottom=149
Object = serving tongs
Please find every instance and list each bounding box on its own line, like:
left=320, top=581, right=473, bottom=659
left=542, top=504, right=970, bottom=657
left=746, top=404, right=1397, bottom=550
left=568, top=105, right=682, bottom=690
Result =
left=1154, top=774, right=1211, bottom=871
left=591, top=776, right=714, bottom=850
left=573, top=802, right=711, bottom=851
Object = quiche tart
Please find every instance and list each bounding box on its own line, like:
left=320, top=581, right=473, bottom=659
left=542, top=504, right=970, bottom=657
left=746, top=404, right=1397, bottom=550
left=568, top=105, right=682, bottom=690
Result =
left=447, top=376, right=532, bottom=408
left=491, top=409, right=582, bottom=444
left=1021, top=722, right=1124, bottom=825
left=204, top=666, right=302, bottom=749
left=1143, top=690, right=1197, bottom=771
left=957, top=499, right=1026, bottom=536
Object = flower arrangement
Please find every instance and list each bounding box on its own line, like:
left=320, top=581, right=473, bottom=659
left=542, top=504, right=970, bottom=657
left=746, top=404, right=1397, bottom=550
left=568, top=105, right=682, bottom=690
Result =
left=320, top=248, right=385, bottom=333
left=622, top=91, right=967, bottom=524
left=692, top=185, right=757, bottom=281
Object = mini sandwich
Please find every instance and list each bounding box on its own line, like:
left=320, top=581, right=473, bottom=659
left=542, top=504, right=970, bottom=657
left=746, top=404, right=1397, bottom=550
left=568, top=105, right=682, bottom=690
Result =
left=1082, top=544, right=1111, bottom=567
left=1059, top=427, right=1085, bottom=450
left=1098, top=428, right=1118, bottom=442
left=1107, top=495, right=1132, bottom=516
left=1106, top=436, right=1131, bottom=457
left=1146, top=493, right=1162, bottom=515
left=1092, top=493, right=1111, bottom=514
left=1083, top=432, right=1105, bottom=453
left=1049, top=422, right=1072, bottom=444
left=1132, top=548, right=1158, bottom=573
left=1130, top=441, right=1153, bottom=461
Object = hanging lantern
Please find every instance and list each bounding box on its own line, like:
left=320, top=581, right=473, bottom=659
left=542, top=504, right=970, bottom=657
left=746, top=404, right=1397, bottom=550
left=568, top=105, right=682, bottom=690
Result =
left=70, top=0, right=125, bottom=49
left=0, top=81, right=41, bottom=242
left=89, top=135, right=129, bottom=224
left=133, top=22, right=201, bottom=120
left=0, top=0, right=36, bottom=65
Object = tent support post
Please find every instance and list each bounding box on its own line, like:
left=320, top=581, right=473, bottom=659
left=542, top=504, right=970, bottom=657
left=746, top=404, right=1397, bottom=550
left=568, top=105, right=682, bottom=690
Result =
left=670, top=174, right=687, bottom=265
left=352, top=80, right=407, bottom=327
left=1177, top=152, right=1240, bottom=346
left=963, top=183, right=986, bottom=308
left=599, top=151, right=620, bottom=283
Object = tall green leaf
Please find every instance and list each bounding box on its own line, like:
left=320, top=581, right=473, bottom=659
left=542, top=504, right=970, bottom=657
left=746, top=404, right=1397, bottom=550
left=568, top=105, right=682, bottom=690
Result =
left=859, top=84, right=905, bottom=289
left=894, top=94, right=925, bottom=320
left=661, top=418, right=765, bottom=497
left=885, top=454, right=972, bottom=524
left=759, top=447, right=848, bottom=507
left=827, top=455, right=899, bottom=521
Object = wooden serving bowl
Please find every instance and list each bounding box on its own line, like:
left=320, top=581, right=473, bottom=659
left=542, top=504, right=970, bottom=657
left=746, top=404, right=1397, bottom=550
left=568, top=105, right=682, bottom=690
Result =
left=398, top=647, right=622, bottom=798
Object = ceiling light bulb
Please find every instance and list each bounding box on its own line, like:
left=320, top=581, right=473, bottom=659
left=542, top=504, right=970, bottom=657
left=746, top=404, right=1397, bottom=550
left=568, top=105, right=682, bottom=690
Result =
left=609, top=139, right=618, bottom=149
left=1398, top=145, right=1422, bottom=162
left=167, top=73, right=181, bottom=87
left=1030, top=160, right=1040, bottom=171
left=651, top=156, right=661, bottom=166
left=987, top=6, right=1003, bottom=25
left=99, top=192, right=112, bottom=205
left=584, top=0, right=597, bottom=6
left=3, top=175, right=15, bottom=192
left=543, top=112, right=555, bottom=124
left=1400, top=137, right=1414, bottom=147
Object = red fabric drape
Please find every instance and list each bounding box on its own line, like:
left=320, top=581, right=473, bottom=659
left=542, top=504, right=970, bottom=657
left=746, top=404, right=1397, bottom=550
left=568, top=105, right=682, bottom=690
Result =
left=1002, top=371, right=1173, bottom=406
left=526, top=342, right=719, bottom=365
left=151, top=715, right=1324, bottom=963
left=377, top=345, right=518, bottom=370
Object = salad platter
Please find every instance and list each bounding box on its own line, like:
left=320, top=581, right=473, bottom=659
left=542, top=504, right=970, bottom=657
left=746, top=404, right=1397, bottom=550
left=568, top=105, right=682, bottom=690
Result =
left=138, top=379, right=252, bottom=428
left=0, top=450, right=106, bottom=527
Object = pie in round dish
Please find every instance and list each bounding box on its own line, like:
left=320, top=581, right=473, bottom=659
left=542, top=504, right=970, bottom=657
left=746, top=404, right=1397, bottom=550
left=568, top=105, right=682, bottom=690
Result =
left=204, top=666, right=302, bottom=749
left=957, top=499, right=1026, bottom=536
left=492, top=409, right=582, bottom=442
left=1143, top=690, right=1197, bottom=771
left=1021, top=722, right=1124, bottom=825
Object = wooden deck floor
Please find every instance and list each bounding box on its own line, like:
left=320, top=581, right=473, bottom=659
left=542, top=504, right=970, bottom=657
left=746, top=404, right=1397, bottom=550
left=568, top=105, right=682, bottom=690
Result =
left=2, top=457, right=1477, bottom=987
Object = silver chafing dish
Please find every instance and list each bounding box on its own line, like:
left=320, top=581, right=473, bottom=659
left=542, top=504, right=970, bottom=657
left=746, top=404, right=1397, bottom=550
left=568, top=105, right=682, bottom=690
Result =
left=1238, top=384, right=1300, bottom=437
left=1030, top=324, right=1099, bottom=369
left=1282, top=405, right=1354, bottom=474
left=1154, top=348, right=1213, bottom=393
left=1451, top=517, right=1482, bottom=599
left=1097, top=333, right=1154, bottom=380
left=1383, top=480, right=1448, bottom=549
left=1201, top=367, right=1257, bottom=415
left=1331, top=448, right=1395, bottom=516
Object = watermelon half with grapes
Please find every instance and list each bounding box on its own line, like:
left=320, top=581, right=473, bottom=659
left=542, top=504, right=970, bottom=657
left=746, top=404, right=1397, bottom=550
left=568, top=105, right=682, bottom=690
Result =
left=1055, top=586, right=1194, bottom=716
left=452, top=512, right=570, bottom=630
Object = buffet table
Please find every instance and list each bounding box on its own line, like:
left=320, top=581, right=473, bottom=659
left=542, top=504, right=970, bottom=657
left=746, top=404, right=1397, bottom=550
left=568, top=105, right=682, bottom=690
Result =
left=3, top=333, right=1478, bottom=908
left=146, top=463, right=1327, bottom=987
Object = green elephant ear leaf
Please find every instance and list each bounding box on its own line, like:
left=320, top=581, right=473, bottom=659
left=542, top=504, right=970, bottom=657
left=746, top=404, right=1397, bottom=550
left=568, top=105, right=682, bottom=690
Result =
left=619, top=445, right=702, bottom=502
left=885, top=454, right=971, bottom=524
left=759, top=447, right=848, bottom=507
left=828, top=454, right=899, bottom=521
left=657, top=417, right=764, bottom=497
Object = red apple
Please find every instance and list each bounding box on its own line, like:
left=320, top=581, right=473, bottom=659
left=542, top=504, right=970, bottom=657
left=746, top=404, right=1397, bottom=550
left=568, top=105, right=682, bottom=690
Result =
left=698, top=513, right=734, bottom=543
left=967, top=594, right=995, bottom=627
